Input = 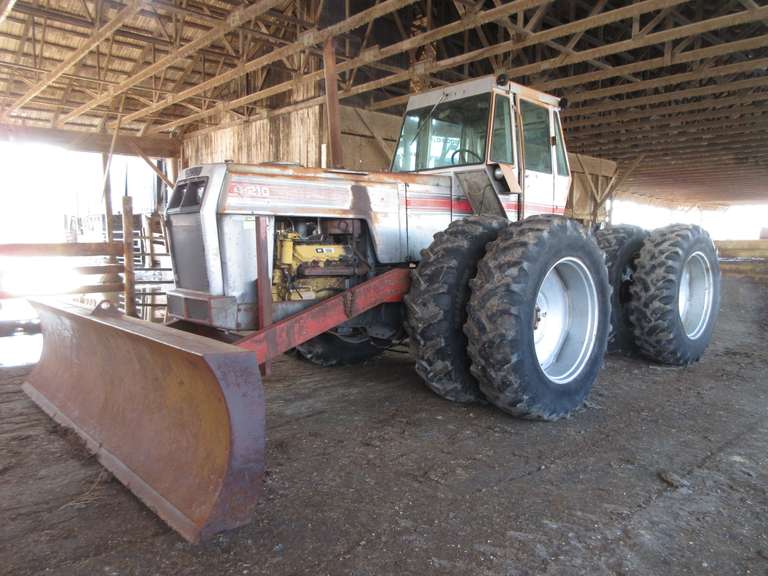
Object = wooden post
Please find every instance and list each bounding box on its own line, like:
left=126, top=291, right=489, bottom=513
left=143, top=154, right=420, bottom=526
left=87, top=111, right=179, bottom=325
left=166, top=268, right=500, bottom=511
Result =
left=99, top=112, right=124, bottom=303
left=323, top=37, right=344, bottom=169
left=102, top=152, right=115, bottom=249
left=146, top=214, right=156, bottom=268
left=129, top=140, right=175, bottom=190
left=122, top=196, right=136, bottom=317
left=255, top=216, right=272, bottom=376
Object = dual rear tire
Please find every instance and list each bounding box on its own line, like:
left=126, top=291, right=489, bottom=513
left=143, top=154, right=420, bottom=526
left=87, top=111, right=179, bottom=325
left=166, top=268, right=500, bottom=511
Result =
left=464, top=216, right=611, bottom=419
left=408, top=215, right=611, bottom=420
left=407, top=217, right=721, bottom=420
left=405, top=216, right=508, bottom=402
left=597, top=223, right=720, bottom=365
left=627, top=224, right=720, bottom=365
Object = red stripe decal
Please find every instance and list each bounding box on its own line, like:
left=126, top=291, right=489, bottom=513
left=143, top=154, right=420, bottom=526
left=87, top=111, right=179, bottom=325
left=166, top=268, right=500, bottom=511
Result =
left=405, top=197, right=562, bottom=215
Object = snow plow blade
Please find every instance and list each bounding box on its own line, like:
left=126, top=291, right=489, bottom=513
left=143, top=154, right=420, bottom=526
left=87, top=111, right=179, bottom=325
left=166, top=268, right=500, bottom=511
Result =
left=23, top=299, right=265, bottom=543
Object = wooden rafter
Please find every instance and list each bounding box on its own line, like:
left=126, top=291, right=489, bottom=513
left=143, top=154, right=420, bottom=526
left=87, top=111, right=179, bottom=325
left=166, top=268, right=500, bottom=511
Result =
left=0, top=0, right=143, bottom=121
left=118, top=0, right=426, bottom=127
left=57, top=0, right=285, bottom=125
left=0, top=0, right=766, bottom=204
left=147, top=0, right=669, bottom=133
left=0, top=0, right=15, bottom=25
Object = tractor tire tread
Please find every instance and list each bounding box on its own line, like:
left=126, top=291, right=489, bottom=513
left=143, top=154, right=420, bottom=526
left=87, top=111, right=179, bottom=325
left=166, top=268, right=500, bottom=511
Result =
left=405, top=215, right=507, bottom=403
left=627, top=224, right=720, bottom=366
left=465, top=215, right=611, bottom=420
left=595, top=224, right=649, bottom=352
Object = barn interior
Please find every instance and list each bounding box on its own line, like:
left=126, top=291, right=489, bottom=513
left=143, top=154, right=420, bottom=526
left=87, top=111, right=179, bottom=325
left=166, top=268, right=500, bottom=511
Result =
left=0, top=1, right=767, bottom=574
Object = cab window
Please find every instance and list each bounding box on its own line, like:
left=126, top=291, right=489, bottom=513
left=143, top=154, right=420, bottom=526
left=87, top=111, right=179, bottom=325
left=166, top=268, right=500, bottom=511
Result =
left=490, top=94, right=514, bottom=165
left=392, top=93, right=490, bottom=172
left=520, top=100, right=552, bottom=174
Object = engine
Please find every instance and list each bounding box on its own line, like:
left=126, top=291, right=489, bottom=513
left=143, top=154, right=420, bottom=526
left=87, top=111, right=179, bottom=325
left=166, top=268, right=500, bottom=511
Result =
left=271, top=218, right=370, bottom=303
left=269, top=217, right=403, bottom=346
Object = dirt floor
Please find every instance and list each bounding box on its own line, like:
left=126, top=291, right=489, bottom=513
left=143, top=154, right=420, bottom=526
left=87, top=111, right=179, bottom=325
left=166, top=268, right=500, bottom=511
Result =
left=1, top=274, right=767, bottom=576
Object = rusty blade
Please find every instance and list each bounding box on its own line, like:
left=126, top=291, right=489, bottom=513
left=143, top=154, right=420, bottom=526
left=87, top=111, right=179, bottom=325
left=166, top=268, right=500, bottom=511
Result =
left=23, top=299, right=265, bottom=543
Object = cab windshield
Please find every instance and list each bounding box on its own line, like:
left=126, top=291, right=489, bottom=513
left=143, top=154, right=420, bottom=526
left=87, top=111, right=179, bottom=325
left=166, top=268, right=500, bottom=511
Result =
left=391, top=93, right=491, bottom=172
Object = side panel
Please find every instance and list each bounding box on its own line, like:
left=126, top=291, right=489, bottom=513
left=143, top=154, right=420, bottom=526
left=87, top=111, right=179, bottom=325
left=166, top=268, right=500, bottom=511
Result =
left=166, top=212, right=209, bottom=291
left=403, top=179, right=453, bottom=260
left=454, top=170, right=507, bottom=219
left=224, top=171, right=410, bottom=264
left=217, top=213, right=275, bottom=329
left=524, top=171, right=558, bottom=218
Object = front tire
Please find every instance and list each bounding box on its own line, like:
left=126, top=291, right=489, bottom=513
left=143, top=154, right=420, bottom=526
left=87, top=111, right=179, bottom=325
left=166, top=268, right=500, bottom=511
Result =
left=296, top=333, right=384, bottom=367
left=628, top=224, right=720, bottom=365
left=405, top=216, right=507, bottom=403
left=465, top=216, right=611, bottom=420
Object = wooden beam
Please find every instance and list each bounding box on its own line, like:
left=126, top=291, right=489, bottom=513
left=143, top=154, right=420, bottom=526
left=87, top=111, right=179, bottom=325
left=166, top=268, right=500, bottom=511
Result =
left=621, top=145, right=768, bottom=163
left=0, top=0, right=144, bottom=122
left=57, top=0, right=285, bottom=126
left=503, top=5, right=768, bottom=81
left=593, top=152, right=768, bottom=168
left=101, top=105, right=124, bottom=251
left=0, top=242, right=122, bottom=257
left=285, top=1, right=762, bottom=124
left=128, top=140, right=175, bottom=188
left=0, top=0, right=16, bottom=25
left=122, top=195, right=136, bottom=316
left=149, top=0, right=682, bottom=134
left=144, top=0, right=551, bottom=132
left=603, top=155, right=645, bottom=200
left=353, top=107, right=394, bottom=161
left=6, top=1, right=274, bottom=78
left=574, top=133, right=768, bottom=160
left=572, top=117, right=768, bottom=148
left=0, top=46, right=228, bottom=107
left=563, top=92, right=768, bottom=130
left=567, top=105, right=768, bottom=139
left=120, top=0, right=422, bottom=127
left=0, top=125, right=180, bottom=157
left=566, top=57, right=768, bottom=104
left=564, top=76, right=768, bottom=117
left=597, top=134, right=768, bottom=158
left=628, top=162, right=768, bottom=177
left=563, top=0, right=608, bottom=51
left=323, top=37, right=343, bottom=169
left=12, top=0, right=303, bottom=56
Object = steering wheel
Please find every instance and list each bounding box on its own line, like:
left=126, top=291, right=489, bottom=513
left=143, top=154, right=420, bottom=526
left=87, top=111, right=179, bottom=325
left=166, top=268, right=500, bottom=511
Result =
left=451, top=148, right=482, bottom=165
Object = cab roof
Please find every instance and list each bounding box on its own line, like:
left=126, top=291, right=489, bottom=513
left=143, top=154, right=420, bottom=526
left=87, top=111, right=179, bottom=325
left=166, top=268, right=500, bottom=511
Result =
left=405, top=75, right=561, bottom=111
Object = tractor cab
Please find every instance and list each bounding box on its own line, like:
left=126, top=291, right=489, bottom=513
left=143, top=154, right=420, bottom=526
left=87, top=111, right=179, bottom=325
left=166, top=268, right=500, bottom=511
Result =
left=391, top=75, right=571, bottom=219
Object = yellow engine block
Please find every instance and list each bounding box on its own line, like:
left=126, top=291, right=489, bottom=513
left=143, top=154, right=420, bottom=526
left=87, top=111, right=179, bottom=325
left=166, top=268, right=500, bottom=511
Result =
left=272, top=232, right=353, bottom=302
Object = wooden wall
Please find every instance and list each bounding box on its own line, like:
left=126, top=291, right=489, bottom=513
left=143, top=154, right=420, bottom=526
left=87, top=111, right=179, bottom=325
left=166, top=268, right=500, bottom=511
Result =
left=181, top=105, right=401, bottom=172
left=567, top=153, right=618, bottom=223
left=181, top=106, right=322, bottom=168
left=338, top=106, right=401, bottom=172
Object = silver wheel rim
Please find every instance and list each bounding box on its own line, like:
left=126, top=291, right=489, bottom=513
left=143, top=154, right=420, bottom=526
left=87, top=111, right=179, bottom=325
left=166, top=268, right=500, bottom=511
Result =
left=533, top=257, right=600, bottom=384
left=678, top=251, right=714, bottom=340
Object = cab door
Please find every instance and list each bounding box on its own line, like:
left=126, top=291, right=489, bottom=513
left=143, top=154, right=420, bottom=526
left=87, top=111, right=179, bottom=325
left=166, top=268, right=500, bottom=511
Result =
left=488, top=91, right=522, bottom=219
left=552, top=109, right=571, bottom=214
left=519, top=98, right=556, bottom=218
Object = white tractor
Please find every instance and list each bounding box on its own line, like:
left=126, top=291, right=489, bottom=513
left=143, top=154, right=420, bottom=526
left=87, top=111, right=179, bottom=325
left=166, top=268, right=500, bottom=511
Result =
left=163, top=74, right=721, bottom=418
left=23, top=74, right=721, bottom=541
